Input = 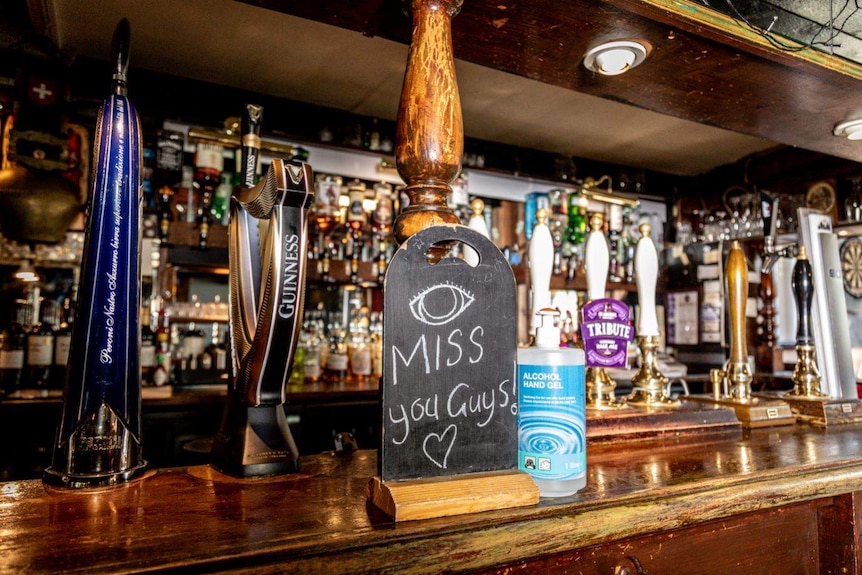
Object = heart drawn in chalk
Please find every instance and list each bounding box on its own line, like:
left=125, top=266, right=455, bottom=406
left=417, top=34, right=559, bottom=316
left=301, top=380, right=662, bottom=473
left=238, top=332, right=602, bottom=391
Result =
left=422, top=424, right=457, bottom=469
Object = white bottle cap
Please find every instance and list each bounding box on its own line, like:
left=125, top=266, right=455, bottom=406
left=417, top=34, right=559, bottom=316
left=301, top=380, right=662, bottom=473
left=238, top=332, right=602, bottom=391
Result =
left=535, top=308, right=561, bottom=348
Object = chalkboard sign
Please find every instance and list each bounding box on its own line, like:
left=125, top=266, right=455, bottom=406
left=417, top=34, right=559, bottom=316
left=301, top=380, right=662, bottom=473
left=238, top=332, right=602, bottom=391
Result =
left=380, top=224, right=518, bottom=482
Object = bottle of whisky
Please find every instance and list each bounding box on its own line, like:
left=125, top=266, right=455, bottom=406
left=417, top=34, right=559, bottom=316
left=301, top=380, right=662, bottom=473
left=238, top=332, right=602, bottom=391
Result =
left=25, top=300, right=55, bottom=391
left=345, top=180, right=368, bottom=282
left=155, top=130, right=184, bottom=241
left=152, top=304, right=172, bottom=387
left=348, top=307, right=372, bottom=383
left=140, top=306, right=157, bottom=386
left=192, top=142, right=224, bottom=249
left=51, top=298, right=74, bottom=389
left=323, top=323, right=349, bottom=383
left=0, top=305, right=27, bottom=395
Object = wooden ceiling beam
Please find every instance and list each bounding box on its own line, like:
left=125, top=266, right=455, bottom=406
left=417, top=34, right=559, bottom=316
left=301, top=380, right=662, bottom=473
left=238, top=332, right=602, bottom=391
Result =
left=237, top=0, right=862, bottom=167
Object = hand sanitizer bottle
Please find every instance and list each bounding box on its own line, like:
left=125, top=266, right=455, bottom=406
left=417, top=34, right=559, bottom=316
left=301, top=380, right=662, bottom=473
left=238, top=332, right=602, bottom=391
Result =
left=518, top=308, right=586, bottom=497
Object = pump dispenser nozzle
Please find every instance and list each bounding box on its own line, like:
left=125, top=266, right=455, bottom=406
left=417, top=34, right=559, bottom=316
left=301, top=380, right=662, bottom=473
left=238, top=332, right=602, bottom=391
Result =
left=535, top=308, right=561, bottom=348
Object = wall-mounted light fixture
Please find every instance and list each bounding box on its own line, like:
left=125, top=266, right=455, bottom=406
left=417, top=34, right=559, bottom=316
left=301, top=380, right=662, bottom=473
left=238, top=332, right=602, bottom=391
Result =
left=583, top=40, right=650, bottom=76
left=833, top=119, right=862, bottom=140
left=14, top=259, right=39, bottom=283
left=582, top=175, right=640, bottom=207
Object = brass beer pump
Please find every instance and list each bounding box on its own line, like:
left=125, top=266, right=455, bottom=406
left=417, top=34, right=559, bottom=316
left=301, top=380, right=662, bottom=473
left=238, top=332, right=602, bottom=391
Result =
left=584, top=213, right=626, bottom=409
left=628, top=223, right=677, bottom=407
left=688, top=241, right=794, bottom=427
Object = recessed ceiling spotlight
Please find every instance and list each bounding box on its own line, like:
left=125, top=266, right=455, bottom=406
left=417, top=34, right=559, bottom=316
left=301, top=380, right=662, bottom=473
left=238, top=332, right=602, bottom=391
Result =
left=833, top=119, right=862, bottom=140
left=583, top=40, right=650, bottom=76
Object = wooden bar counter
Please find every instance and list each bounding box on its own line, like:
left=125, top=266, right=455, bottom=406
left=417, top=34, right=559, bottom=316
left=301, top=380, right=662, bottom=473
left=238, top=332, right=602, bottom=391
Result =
left=2, top=423, right=862, bottom=574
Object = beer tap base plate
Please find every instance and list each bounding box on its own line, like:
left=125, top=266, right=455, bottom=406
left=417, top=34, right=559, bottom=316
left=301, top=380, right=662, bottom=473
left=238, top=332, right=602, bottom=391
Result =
left=586, top=400, right=741, bottom=441
left=211, top=402, right=300, bottom=478
left=756, top=392, right=862, bottom=427
left=685, top=394, right=795, bottom=428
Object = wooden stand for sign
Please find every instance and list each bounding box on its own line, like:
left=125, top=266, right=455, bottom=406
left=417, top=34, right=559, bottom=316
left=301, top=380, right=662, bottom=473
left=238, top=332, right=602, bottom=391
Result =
left=367, top=471, right=539, bottom=522
left=684, top=394, right=796, bottom=428
left=587, top=400, right=742, bottom=441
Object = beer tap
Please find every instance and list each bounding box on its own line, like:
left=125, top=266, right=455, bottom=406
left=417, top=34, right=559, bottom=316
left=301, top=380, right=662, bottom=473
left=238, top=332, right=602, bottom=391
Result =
left=211, top=104, right=314, bottom=477
left=529, top=208, right=553, bottom=340
left=691, top=240, right=795, bottom=426
left=722, top=240, right=754, bottom=401
left=464, top=198, right=489, bottom=267
left=785, top=245, right=826, bottom=398
left=760, top=192, right=797, bottom=274
left=775, top=242, right=862, bottom=426
left=628, top=223, right=677, bottom=406
left=584, top=213, right=626, bottom=409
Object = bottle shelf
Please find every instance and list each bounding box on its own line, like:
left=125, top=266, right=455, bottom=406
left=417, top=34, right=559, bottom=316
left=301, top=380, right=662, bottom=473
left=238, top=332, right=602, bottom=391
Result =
left=509, top=263, right=638, bottom=293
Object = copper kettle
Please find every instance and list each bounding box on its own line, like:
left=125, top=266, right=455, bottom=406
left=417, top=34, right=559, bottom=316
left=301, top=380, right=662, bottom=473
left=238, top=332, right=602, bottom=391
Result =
left=0, top=164, right=81, bottom=244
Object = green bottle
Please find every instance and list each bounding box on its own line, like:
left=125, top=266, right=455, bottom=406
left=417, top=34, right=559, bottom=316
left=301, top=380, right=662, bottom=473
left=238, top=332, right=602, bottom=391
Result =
left=565, top=191, right=587, bottom=245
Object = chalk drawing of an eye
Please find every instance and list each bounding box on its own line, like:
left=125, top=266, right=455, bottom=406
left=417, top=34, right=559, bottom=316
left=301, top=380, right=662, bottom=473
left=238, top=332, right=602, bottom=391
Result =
left=409, top=282, right=475, bottom=326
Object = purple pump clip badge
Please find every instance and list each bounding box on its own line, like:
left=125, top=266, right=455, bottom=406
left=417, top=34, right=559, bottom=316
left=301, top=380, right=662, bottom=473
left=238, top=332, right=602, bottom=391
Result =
left=580, top=299, right=633, bottom=368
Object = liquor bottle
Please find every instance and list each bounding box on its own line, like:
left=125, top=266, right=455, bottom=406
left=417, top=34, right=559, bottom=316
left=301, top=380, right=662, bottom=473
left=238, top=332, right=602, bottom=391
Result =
left=564, top=190, right=588, bottom=275
left=141, top=137, right=156, bottom=210
left=323, top=323, right=349, bottom=382
left=525, top=191, right=549, bottom=241
left=51, top=298, right=74, bottom=389
left=372, top=181, right=394, bottom=240
left=211, top=172, right=232, bottom=225
left=370, top=312, right=383, bottom=381
left=206, top=322, right=228, bottom=374
left=0, top=305, right=27, bottom=395
left=25, top=300, right=55, bottom=390
left=155, top=130, right=184, bottom=241
left=140, top=306, right=157, bottom=386
left=564, top=191, right=587, bottom=245
left=181, top=322, right=206, bottom=373
left=345, top=180, right=368, bottom=282
left=155, top=130, right=184, bottom=191
left=152, top=304, right=171, bottom=387
left=348, top=307, right=372, bottom=383
left=302, top=332, right=321, bottom=383
left=193, top=143, right=224, bottom=249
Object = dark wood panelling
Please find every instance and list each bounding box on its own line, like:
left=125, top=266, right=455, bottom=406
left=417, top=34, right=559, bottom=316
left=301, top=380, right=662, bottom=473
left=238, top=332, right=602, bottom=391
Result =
left=238, top=0, right=862, bottom=166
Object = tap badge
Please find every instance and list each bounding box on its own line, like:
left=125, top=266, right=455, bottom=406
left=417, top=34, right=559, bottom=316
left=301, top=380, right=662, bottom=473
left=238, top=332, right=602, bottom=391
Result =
left=580, top=299, right=633, bottom=368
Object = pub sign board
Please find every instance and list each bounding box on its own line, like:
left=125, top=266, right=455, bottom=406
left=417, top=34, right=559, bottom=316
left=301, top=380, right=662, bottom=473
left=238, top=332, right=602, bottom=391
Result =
left=380, top=224, right=518, bottom=482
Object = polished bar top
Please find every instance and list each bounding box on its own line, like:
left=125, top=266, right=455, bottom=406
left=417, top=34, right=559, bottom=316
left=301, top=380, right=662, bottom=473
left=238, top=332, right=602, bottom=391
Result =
left=3, top=424, right=862, bottom=574
left=0, top=379, right=380, bottom=407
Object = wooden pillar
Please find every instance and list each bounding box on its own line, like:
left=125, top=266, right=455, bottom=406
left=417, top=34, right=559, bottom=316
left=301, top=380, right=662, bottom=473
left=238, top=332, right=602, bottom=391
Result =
left=393, top=0, right=463, bottom=256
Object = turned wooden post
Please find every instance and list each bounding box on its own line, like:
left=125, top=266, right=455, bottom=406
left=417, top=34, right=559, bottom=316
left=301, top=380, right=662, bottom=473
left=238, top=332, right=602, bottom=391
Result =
left=757, top=270, right=778, bottom=373
left=394, top=0, right=463, bottom=255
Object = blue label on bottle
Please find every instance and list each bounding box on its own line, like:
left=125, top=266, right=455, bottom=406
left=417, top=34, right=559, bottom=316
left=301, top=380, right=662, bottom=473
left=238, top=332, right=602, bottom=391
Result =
left=518, top=363, right=586, bottom=481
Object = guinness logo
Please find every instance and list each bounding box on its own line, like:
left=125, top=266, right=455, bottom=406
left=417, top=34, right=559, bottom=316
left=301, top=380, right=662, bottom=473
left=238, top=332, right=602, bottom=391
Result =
left=286, top=164, right=305, bottom=185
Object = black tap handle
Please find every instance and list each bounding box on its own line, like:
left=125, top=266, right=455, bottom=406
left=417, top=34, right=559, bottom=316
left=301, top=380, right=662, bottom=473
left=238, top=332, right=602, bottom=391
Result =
left=239, top=104, right=264, bottom=189
left=760, top=191, right=777, bottom=242
left=110, top=18, right=131, bottom=95
left=792, top=244, right=814, bottom=346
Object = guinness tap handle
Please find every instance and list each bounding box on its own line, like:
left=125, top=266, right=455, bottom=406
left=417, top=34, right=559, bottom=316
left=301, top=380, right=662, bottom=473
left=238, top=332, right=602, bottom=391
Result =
left=726, top=240, right=749, bottom=366
left=635, top=223, right=659, bottom=337
left=792, top=245, right=814, bottom=346
left=585, top=213, right=608, bottom=302
left=239, top=104, right=263, bottom=189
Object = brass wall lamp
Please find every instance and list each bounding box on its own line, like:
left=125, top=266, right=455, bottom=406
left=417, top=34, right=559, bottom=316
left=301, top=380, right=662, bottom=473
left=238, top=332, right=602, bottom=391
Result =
left=581, top=175, right=640, bottom=208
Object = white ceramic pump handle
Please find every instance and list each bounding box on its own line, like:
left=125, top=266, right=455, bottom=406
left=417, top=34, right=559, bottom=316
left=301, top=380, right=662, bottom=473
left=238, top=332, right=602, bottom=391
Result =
left=585, top=213, right=609, bottom=301
left=464, top=198, right=489, bottom=267
left=635, top=222, right=660, bottom=337
left=529, top=208, right=553, bottom=331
